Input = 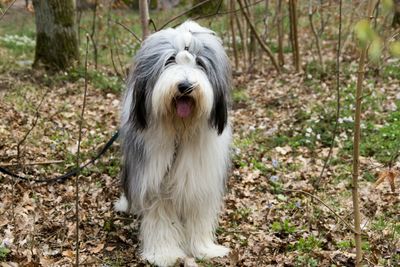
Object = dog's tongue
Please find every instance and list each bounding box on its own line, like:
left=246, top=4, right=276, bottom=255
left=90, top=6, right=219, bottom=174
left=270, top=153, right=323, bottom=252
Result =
left=176, top=97, right=193, bottom=118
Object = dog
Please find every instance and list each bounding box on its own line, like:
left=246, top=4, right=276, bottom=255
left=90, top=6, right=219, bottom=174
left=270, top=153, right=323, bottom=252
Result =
left=115, top=21, right=231, bottom=266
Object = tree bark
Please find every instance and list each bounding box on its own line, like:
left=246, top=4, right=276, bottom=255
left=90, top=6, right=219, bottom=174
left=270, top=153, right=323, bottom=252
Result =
left=288, top=0, right=300, bottom=72
left=32, top=0, right=79, bottom=70
left=393, top=0, right=400, bottom=28
left=139, top=0, right=150, bottom=40
left=308, top=0, right=324, bottom=70
left=276, top=0, right=284, bottom=66
left=230, top=0, right=239, bottom=69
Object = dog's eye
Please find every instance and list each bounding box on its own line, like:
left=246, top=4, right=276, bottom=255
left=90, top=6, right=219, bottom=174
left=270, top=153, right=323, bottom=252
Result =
left=196, top=58, right=206, bottom=71
left=165, top=56, right=175, bottom=66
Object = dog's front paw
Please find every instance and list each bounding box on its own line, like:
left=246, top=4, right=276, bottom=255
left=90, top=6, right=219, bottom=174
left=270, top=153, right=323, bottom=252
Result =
left=142, top=247, right=186, bottom=267
left=193, top=243, right=230, bottom=259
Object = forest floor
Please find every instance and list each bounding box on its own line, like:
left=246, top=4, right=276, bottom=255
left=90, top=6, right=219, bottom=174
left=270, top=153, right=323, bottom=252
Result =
left=1, top=4, right=400, bottom=267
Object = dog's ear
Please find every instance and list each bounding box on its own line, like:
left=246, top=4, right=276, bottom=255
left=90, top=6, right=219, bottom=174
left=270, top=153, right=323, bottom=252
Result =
left=211, top=90, right=228, bottom=135
left=127, top=30, right=177, bottom=130
left=131, top=78, right=148, bottom=129
left=201, top=46, right=231, bottom=135
left=126, top=66, right=148, bottom=130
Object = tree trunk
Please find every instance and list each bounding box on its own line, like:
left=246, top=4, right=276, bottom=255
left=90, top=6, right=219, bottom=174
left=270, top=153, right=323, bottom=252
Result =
left=288, top=0, right=300, bottom=72
left=139, top=0, right=150, bottom=40
left=32, top=0, right=79, bottom=70
left=276, top=0, right=284, bottom=66
left=230, top=0, right=239, bottom=69
left=393, top=0, right=400, bottom=28
left=308, top=0, right=324, bottom=70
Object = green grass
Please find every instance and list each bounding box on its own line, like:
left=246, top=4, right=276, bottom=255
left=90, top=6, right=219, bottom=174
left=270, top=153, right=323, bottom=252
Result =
left=57, top=66, right=124, bottom=93
left=358, top=104, right=400, bottom=164
left=381, top=61, right=400, bottom=80
left=0, top=34, right=35, bottom=55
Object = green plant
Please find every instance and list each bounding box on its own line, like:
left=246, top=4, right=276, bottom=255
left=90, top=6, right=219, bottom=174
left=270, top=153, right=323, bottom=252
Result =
left=0, top=34, right=35, bottom=54
left=358, top=105, right=400, bottom=164
left=295, top=255, right=319, bottom=267
left=337, top=239, right=353, bottom=250
left=232, top=87, right=249, bottom=103
left=0, top=246, right=10, bottom=261
left=292, top=235, right=321, bottom=253
left=271, top=219, right=296, bottom=234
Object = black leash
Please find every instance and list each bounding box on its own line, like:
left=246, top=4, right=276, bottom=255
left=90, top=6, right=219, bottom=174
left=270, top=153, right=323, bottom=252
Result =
left=0, top=131, right=119, bottom=184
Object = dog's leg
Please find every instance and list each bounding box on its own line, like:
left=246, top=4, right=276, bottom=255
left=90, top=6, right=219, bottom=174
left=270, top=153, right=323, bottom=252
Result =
left=185, top=199, right=230, bottom=259
left=141, top=201, right=186, bottom=266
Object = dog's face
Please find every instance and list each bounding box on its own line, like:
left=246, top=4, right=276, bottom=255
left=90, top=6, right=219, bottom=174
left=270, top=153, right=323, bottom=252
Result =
left=127, top=21, right=231, bottom=135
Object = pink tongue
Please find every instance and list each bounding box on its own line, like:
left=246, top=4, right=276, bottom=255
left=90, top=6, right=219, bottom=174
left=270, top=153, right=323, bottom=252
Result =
left=176, top=98, right=192, bottom=118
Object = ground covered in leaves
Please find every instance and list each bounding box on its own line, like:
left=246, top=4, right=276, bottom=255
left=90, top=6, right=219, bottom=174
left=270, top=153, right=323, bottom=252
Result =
left=1, top=3, right=400, bottom=267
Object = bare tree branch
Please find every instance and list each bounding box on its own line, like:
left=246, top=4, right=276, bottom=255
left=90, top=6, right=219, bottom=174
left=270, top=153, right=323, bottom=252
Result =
left=315, top=0, right=342, bottom=188
left=159, top=0, right=213, bottom=30
left=75, top=34, right=90, bottom=267
left=112, top=20, right=142, bottom=43
left=237, top=0, right=281, bottom=73
left=0, top=0, right=17, bottom=21
left=352, top=1, right=374, bottom=265
left=284, top=189, right=355, bottom=233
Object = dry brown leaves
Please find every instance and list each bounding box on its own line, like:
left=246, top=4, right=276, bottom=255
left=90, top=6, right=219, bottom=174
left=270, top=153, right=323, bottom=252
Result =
left=374, top=169, right=399, bottom=192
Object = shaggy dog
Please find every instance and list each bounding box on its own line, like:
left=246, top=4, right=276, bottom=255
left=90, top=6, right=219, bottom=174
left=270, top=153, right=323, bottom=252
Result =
left=115, top=21, right=231, bottom=266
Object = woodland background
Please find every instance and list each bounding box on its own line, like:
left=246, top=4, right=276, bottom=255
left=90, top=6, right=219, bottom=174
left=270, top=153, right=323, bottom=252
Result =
left=0, top=0, right=399, bottom=266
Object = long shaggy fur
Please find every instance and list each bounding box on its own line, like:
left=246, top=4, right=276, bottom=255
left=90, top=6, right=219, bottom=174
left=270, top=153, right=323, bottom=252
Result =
left=116, top=21, right=232, bottom=266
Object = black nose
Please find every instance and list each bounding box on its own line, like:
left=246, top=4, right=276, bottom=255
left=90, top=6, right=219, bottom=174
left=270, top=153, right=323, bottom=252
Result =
left=178, top=81, right=193, bottom=94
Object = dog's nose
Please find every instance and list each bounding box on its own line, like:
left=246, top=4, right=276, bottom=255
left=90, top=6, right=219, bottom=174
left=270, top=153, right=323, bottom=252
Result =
left=178, top=81, right=193, bottom=94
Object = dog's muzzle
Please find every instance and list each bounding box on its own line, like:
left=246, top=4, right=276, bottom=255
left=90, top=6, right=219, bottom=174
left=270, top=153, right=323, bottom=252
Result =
left=175, top=82, right=196, bottom=118
left=178, top=81, right=193, bottom=95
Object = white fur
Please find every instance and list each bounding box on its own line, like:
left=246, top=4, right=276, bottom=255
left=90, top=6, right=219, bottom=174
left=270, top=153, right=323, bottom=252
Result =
left=118, top=21, right=231, bottom=267
left=114, top=194, right=128, bottom=212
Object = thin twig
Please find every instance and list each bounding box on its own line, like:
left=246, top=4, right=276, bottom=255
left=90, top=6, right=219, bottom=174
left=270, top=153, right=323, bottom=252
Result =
left=113, top=34, right=126, bottom=77
left=283, top=189, right=355, bottom=232
left=149, top=18, right=157, bottom=32
left=16, top=89, right=49, bottom=165
left=159, top=0, right=213, bottom=30
left=352, top=2, right=374, bottom=265
left=106, top=2, right=124, bottom=78
left=308, top=0, right=324, bottom=71
left=75, top=34, right=90, bottom=267
left=192, top=0, right=264, bottom=22
left=237, top=0, right=280, bottom=73
left=0, top=160, right=63, bottom=167
left=190, top=0, right=224, bottom=24
left=315, top=0, right=342, bottom=188
left=112, top=20, right=142, bottom=43
left=90, top=0, right=99, bottom=69
left=229, top=0, right=239, bottom=69
left=0, top=0, right=17, bottom=21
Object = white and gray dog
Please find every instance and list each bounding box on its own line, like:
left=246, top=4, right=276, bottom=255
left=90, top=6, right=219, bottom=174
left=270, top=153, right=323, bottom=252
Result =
left=115, top=21, right=231, bottom=266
